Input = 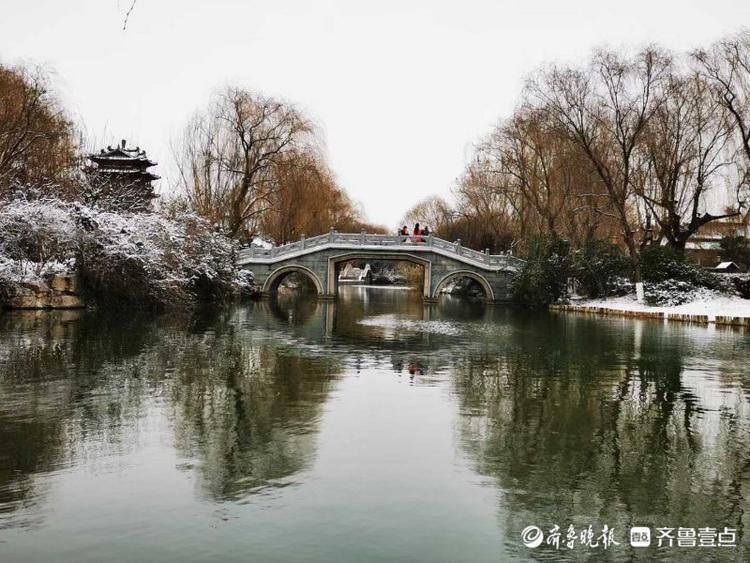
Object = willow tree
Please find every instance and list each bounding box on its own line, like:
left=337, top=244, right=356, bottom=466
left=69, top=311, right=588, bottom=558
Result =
left=528, top=47, right=672, bottom=289
left=399, top=195, right=453, bottom=234
left=695, top=31, right=750, bottom=168
left=497, top=107, right=613, bottom=246
left=175, top=87, right=314, bottom=240
left=637, top=71, right=743, bottom=253
left=0, top=64, right=76, bottom=194
left=694, top=30, right=750, bottom=225
left=259, top=150, right=369, bottom=243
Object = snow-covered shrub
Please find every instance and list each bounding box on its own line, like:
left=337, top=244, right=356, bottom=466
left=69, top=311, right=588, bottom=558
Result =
left=730, top=274, right=750, bottom=299
left=641, top=245, right=723, bottom=290
left=607, top=276, right=634, bottom=297
left=644, top=280, right=711, bottom=306
left=77, top=208, right=254, bottom=307
left=572, top=238, right=631, bottom=298
left=719, top=236, right=750, bottom=271
left=0, top=198, right=78, bottom=275
left=0, top=196, right=257, bottom=308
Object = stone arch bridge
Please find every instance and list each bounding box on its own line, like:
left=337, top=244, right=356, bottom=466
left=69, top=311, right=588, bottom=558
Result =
left=237, top=231, right=525, bottom=303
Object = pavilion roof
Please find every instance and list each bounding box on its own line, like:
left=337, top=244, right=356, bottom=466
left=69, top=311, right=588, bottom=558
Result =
left=88, top=140, right=157, bottom=167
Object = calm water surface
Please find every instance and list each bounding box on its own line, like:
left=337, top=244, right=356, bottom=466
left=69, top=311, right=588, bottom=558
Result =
left=0, top=287, right=749, bottom=562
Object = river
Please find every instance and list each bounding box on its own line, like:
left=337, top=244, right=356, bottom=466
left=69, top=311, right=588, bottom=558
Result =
left=0, top=286, right=748, bottom=562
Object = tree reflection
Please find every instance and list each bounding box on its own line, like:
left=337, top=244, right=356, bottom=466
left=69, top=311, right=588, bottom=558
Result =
left=454, top=315, right=750, bottom=561
left=2, top=294, right=749, bottom=560
left=0, top=310, right=164, bottom=528
left=0, top=307, right=340, bottom=527
left=168, top=325, right=339, bottom=501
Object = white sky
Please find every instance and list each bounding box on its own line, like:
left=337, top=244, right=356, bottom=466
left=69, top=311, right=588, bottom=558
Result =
left=1, top=1, right=749, bottom=228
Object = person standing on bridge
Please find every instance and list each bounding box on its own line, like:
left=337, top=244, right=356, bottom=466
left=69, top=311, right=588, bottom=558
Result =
left=413, top=223, right=422, bottom=244
left=399, top=225, right=409, bottom=242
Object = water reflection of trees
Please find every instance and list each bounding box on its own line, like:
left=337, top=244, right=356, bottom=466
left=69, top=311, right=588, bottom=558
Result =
left=3, top=294, right=749, bottom=558
left=0, top=308, right=339, bottom=528
left=454, top=315, right=750, bottom=561
left=244, top=295, right=750, bottom=560
left=0, top=310, right=162, bottom=529
left=0, top=291, right=525, bottom=527
left=168, top=328, right=339, bottom=501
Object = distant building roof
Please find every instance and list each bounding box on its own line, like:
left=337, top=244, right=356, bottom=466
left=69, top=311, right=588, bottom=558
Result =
left=85, top=139, right=160, bottom=180
left=685, top=241, right=721, bottom=250
left=88, top=139, right=157, bottom=168
left=714, top=261, right=740, bottom=271
left=693, top=219, right=749, bottom=238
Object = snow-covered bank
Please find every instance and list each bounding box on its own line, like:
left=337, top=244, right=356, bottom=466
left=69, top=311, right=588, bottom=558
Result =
left=1, top=198, right=257, bottom=309
left=574, top=292, right=750, bottom=322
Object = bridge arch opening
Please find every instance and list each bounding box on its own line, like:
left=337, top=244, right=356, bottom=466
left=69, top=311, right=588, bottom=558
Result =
left=432, top=271, right=495, bottom=302
left=263, top=265, right=324, bottom=296
left=329, top=253, right=432, bottom=299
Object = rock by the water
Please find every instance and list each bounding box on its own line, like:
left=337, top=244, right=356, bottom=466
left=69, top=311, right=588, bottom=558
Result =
left=3, top=274, right=85, bottom=310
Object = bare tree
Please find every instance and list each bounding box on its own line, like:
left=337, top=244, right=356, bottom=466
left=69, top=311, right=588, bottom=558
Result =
left=528, top=47, right=672, bottom=284
left=694, top=30, right=750, bottom=230
left=399, top=195, right=453, bottom=233
left=638, top=71, right=743, bottom=252
left=466, top=132, right=530, bottom=239
left=174, top=87, right=313, bottom=240
left=0, top=64, right=75, bottom=194
left=500, top=108, right=584, bottom=238
left=454, top=160, right=519, bottom=251
left=259, top=149, right=374, bottom=243
left=694, top=31, right=750, bottom=167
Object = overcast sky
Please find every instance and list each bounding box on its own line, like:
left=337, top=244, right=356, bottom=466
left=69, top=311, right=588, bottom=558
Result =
left=1, top=1, right=749, bottom=227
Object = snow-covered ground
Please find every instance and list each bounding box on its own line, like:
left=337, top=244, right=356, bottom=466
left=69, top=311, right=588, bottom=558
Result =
left=579, top=292, right=750, bottom=320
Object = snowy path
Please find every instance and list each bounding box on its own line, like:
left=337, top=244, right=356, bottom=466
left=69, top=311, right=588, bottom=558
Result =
left=574, top=293, right=750, bottom=322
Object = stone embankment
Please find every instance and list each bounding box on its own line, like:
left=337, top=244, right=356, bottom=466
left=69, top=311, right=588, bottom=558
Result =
left=549, top=303, right=750, bottom=328
left=2, top=274, right=85, bottom=310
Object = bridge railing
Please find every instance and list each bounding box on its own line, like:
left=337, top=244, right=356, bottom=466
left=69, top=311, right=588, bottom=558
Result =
left=238, top=231, right=525, bottom=269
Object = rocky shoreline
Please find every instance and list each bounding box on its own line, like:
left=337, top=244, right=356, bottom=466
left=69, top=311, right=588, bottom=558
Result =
left=1, top=273, right=85, bottom=310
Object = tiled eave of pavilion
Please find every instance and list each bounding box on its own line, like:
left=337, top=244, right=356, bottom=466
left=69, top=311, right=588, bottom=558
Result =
left=92, top=168, right=160, bottom=180
left=89, top=154, right=156, bottom=168
left=88, top=141, right=158, bottom=167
